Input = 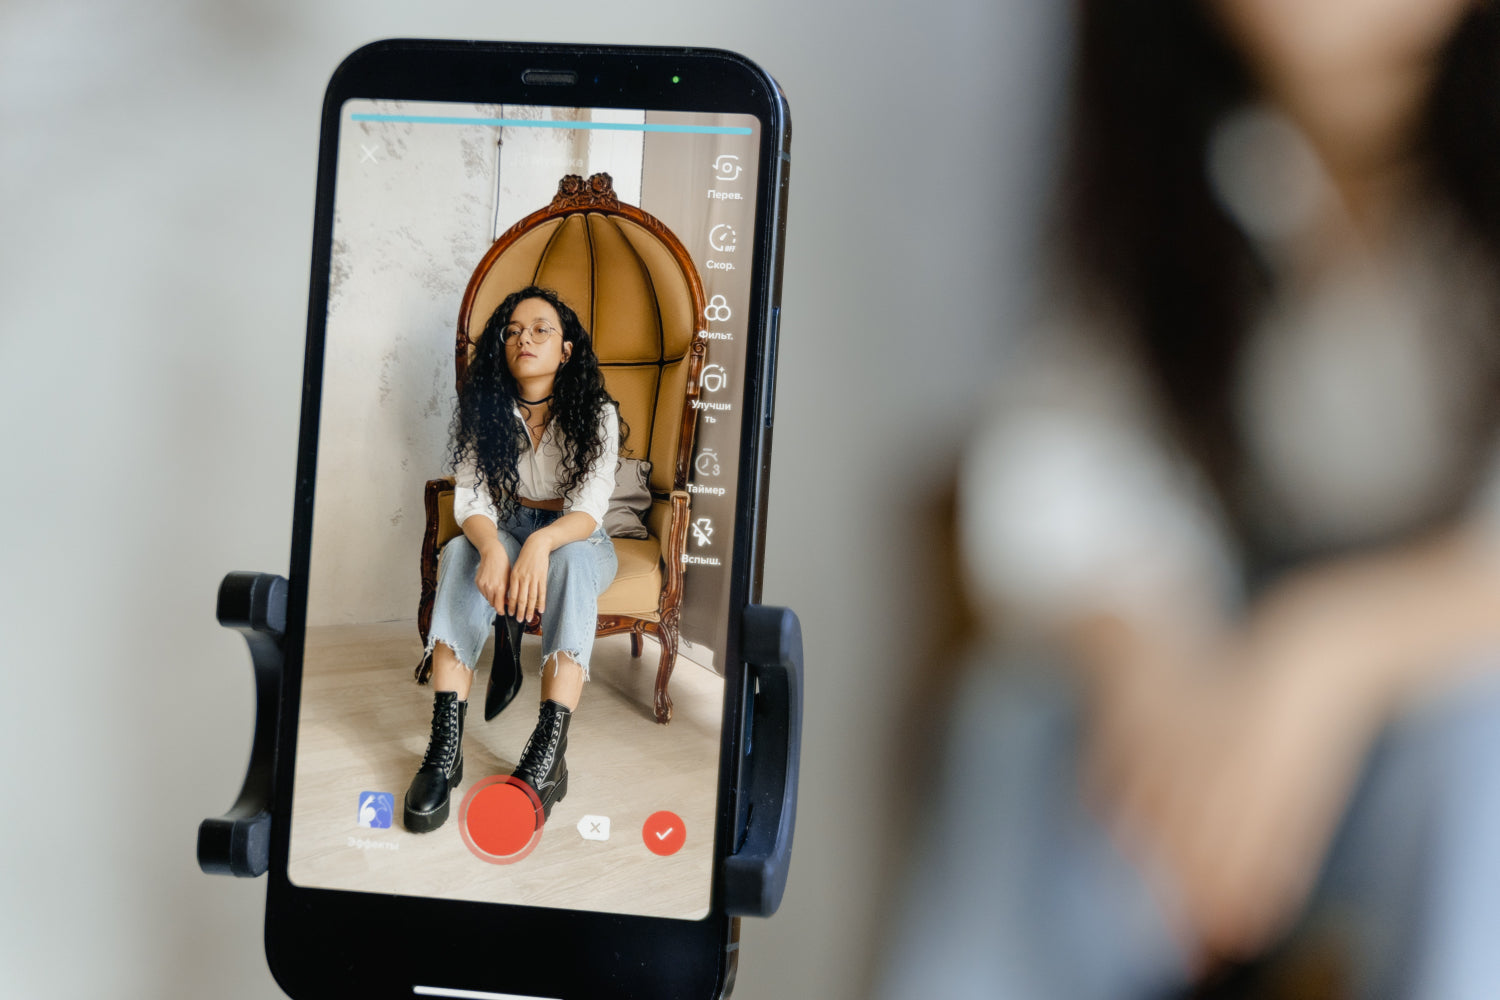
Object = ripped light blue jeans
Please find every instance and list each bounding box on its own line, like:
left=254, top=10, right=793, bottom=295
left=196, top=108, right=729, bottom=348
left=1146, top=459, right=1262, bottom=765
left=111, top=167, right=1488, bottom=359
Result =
left=878, top=653, right=1500, bottom=1000
left=426, top=507, right=617, bottom=679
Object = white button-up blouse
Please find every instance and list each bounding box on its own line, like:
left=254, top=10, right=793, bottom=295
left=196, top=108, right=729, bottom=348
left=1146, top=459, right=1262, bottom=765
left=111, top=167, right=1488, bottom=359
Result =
left=452, top=403, right=618, bottom=532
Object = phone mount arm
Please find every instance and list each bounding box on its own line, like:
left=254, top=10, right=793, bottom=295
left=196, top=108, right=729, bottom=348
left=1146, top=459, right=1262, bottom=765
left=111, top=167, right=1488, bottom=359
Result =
left=724, top=605, right=803, bottom=918
left=198, top=571, right=287, bottom=878
left=197, top=581, right=805, bottom=908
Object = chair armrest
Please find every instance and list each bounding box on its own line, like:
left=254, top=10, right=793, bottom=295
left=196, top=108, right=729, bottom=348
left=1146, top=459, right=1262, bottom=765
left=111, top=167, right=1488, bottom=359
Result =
left=659, top=489, right=691, bottom=615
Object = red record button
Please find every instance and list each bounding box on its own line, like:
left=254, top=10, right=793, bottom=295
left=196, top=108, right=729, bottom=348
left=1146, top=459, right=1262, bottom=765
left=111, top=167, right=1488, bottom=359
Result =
left=458, top=776, right=544, bottom=865
left=642, top=810, right=686, bottom=856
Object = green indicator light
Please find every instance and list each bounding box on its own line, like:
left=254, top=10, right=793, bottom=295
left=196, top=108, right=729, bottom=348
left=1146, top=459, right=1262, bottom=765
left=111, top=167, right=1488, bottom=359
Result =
left=672, top=75, right=680, bottom=84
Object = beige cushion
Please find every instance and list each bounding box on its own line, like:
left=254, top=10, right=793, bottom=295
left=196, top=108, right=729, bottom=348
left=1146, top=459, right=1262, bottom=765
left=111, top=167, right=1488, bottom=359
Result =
left=597, top=536, right=662, bottom=620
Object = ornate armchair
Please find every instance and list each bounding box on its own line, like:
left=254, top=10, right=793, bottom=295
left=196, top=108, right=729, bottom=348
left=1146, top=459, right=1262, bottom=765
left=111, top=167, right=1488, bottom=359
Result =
left=415, top=173, right=707, bottom=724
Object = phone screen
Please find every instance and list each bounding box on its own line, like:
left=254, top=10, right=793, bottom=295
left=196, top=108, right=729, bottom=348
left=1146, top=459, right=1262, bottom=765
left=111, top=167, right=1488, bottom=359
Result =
left=285, top=97, right=765, bottom=921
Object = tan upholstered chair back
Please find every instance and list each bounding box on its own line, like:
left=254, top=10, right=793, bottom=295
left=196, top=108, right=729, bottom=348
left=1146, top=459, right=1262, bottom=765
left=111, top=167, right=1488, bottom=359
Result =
left=455, top=173, right=705, bottom=495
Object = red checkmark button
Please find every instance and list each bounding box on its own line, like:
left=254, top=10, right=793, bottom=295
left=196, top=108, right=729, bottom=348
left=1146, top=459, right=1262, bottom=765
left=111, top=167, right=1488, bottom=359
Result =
left=642, top=810, right=686, bottom=856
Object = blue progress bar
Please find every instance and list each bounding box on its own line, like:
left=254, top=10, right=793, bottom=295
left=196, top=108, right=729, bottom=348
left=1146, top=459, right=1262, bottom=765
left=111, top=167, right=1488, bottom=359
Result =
left=351, top=113, right=751, bottom=135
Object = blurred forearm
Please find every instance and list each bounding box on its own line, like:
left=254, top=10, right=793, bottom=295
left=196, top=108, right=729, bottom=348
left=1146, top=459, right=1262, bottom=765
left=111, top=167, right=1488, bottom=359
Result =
left=1244, top=523, right=1500, bottom=718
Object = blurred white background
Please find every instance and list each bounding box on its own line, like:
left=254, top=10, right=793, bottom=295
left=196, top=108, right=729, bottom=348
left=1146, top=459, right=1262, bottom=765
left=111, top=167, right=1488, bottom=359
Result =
left=0, top=2, right=1063, bottom=996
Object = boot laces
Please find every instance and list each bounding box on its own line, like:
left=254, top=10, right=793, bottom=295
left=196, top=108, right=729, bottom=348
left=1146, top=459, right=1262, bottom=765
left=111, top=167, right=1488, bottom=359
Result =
left=518, top=707, right=564, bottom=776
left=421, top=699, right=461, bottom=770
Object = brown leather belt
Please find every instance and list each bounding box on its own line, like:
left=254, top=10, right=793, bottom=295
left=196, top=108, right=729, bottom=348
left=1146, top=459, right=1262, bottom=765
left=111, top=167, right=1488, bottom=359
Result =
left=518, top=496, right=565, bottom=511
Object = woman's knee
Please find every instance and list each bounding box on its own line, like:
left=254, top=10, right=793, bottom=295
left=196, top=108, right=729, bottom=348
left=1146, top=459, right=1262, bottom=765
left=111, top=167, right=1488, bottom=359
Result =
left=548, top=540, right=595, bottom=583
left=1388, top=669, right=1500, bottom=798
left=439, top=535, right=478, bottom=571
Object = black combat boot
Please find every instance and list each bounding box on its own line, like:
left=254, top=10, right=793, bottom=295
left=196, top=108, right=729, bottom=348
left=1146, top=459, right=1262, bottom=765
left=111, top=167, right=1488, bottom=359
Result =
left=484, top=614, right=523, bottom=722
left=511, top=699, right=571, bottom=820
left=403, top=690, right=466, bottom=833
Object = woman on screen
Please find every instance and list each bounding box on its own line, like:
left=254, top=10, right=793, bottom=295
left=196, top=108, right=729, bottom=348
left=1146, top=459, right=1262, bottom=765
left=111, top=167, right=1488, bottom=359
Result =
left=404, top=286, right=620, bottom=834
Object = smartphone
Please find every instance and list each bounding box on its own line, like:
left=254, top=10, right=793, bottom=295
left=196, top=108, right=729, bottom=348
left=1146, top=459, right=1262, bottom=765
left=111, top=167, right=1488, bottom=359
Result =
left=266, top=40, right=791, bottom=999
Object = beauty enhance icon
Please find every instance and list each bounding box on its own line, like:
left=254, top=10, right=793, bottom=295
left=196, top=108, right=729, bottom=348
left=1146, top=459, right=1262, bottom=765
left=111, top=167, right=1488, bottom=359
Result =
left=700, top=364, right=728, bottom=394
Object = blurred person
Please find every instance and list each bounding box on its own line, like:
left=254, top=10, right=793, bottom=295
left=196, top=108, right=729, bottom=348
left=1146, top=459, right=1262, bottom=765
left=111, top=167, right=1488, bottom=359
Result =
left=881, top=2, right=1500, bottom=998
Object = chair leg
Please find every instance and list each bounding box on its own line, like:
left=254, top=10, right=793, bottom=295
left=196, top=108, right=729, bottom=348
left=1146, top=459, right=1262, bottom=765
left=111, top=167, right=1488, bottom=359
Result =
left=630, top=629, right=642, bottom=659
left=653, top=615, right=679, bottom=724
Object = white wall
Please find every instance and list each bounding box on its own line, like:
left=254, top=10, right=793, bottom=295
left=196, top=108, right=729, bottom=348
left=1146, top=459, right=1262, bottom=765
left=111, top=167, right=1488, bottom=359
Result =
left=0, top=2, right=1065, bottom=997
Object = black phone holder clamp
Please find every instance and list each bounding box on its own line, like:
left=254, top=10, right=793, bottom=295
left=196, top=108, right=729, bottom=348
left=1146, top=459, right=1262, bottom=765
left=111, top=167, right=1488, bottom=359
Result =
left=198, top=571, right=286, bottom=878
left=199, top=570, right=804, bottom=918
left=724, top=604, right=803, bottom=917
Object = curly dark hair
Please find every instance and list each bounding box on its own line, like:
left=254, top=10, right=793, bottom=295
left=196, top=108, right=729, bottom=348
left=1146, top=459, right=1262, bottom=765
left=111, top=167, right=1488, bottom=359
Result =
left=450, top=286, right=623, bottom=524
left=1060, top=1, right=1500, bottom=568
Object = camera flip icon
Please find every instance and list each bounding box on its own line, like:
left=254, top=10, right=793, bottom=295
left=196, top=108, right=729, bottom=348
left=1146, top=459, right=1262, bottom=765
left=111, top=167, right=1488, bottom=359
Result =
left=712, top=154, right=742, bottom=182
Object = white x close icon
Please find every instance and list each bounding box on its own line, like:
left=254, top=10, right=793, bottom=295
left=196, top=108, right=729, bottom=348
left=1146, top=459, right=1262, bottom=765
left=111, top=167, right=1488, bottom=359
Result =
left=577, top=814, right=611, bottom=841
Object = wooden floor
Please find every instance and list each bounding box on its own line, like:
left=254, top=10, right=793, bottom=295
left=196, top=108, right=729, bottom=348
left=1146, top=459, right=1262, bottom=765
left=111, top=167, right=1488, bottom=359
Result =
left=286, top=621, right=723, bottom=920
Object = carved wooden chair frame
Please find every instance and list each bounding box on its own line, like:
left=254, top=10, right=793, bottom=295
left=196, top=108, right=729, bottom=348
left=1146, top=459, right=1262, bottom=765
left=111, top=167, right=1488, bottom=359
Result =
left=415, top=173, right=707, bottom=723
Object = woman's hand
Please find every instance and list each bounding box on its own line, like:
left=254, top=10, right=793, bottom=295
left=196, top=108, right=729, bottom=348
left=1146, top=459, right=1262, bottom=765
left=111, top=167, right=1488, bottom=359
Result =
left=474, top=544, right=511, bottom=614
left=507, top=534, right=552, bottom=623
left=1156, top=573, right=1393, bottom=961
left=1121, top=659, right=1371, bottom=966
left=1082, top=585, right=1387, bottom=969
left=1078, top=527, right=1500, bottom=971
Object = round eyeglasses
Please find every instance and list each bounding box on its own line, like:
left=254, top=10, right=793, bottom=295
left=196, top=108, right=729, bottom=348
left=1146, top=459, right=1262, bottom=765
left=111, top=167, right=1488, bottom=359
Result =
left=501, top=321, right=560, bottom=346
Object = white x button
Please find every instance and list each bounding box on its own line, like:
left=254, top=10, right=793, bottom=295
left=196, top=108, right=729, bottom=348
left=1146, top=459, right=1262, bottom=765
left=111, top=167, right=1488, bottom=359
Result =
left=577, top=814, right=611, bottom=842
left=360, top=143, right=379, bottom=164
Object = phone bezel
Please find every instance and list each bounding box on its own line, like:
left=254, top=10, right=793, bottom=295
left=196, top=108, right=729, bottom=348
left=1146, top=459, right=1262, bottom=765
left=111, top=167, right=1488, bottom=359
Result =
left=265, top=39, right=791, bottom=1000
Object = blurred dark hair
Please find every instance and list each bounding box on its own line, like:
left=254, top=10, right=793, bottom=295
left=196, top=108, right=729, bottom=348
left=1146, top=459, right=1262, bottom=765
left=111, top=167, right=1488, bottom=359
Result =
left=451, top=286, right=622, bottom=524
left=1060, top=1, right=1500, bottom=548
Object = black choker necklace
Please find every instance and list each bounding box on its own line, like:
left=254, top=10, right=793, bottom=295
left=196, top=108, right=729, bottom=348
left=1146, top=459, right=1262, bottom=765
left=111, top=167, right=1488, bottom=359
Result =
left=518, top=394, right=553, bottom=406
